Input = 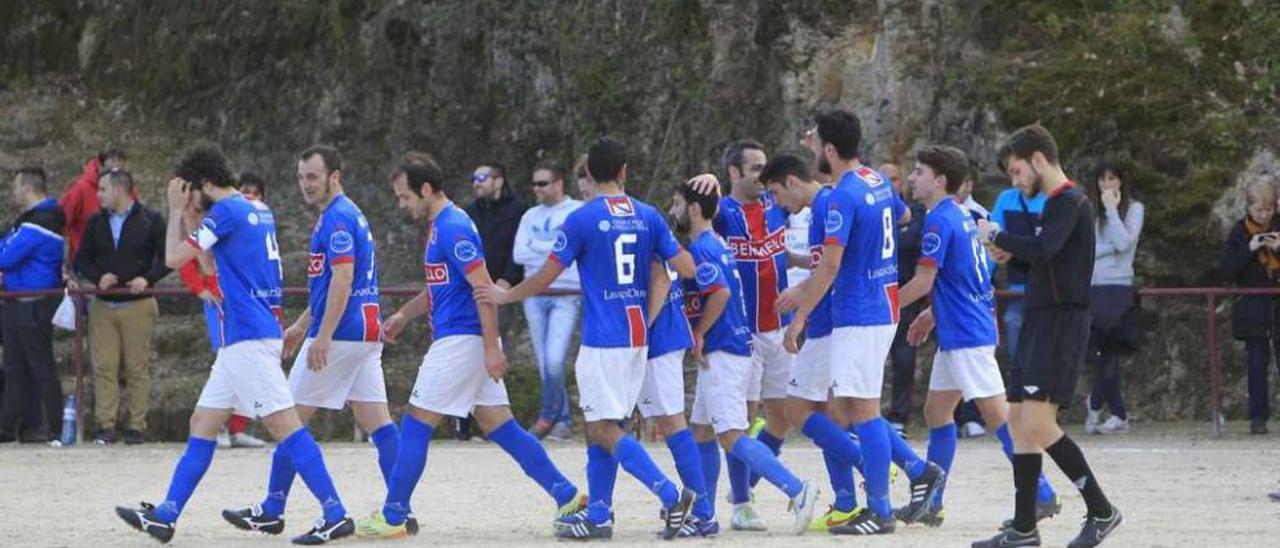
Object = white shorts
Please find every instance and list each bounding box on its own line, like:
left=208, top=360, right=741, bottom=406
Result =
left=407, top=335, right=509, bottom=417
left=787, top=335, right=833, bottom=402
left=638, top=350, right=686, bottom=418
left=929, top=346, right=1005, bottom=401
left=748, top=329, right=794, bottom=401
left=830, top=324, right=898, bottom=399
left=575, top=346, right=648, bottom=422
left=288, top=339, right=388, bottom=410
left=196, top=339, right=294, bottom=418
left=691, top=352, right=753, bottom=434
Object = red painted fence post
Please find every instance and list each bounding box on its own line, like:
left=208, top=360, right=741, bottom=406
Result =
left=1206, top=293, right=1222, bottom=438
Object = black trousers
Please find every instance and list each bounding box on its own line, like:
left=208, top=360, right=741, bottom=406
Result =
left=0, top=298, right=63, bottom=439
left=1244, top=337, right=1280, bottom=421
left=886, top=306, right=920, bottom=425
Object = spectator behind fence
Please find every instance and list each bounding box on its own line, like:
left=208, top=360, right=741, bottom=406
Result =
left=1221, top=180, right=1280, bottom=435
left=238, top=171, right=267, bottom=202
left=61, top=148, right=128, bottom=267
left=0, top=167, right=66, bottom=445
left=572, top=154, right=594, bottom=201
left=74, top=169, right=171, bottom=445
left=882, top=161, right=928, bottom=438
left=1083, top=161, right=1145, bottom=436
left=512, top=159, right=582, bottom=441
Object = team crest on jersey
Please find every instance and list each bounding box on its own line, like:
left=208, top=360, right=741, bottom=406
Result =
left=864, top=193, right=876, bottom=205
left=424, top=262, right=449, bottom=285
left=329, top=230, right=354, bottom=254
left=695, top=263, right=720, bottom=287
left=454, top=240, right=479, bottom=262
left=552, top=230, right=568, bottom=252
left=921, top=231, right=942, bottom=256
left=248, top=212, right=260, bottom=225
left=856, top=166, right=886, bottom=187
left=825, top=209, right=843, bottom=233
left=308, top=253, right=325, bottom=277
left=605, top=196, right=635, bottom=217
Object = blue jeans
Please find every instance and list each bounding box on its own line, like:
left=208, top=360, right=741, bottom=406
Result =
left=523, top=295, right=580, bottom=426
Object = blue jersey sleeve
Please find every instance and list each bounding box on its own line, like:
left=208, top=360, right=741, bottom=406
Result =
left=919, top=212, right=950, bottom=270
left=324, top=213, right=357, bottom=266
left=441, top=221, right=486, bottom=277
left=191, top=201, right=237, bottom=250
left=893, top=194, right=908, bottom=223
left=550, top=212, right=584, bottom=268
left=692, top=247, right=728, bottom=295
left=823, top=191, right=857, bottom=247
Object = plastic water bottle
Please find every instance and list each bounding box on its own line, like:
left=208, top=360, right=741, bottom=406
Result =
left=58, top=395, right=76, bottom=446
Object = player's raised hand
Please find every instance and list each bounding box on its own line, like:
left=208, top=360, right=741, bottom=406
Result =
left=783, top=317, right=805, bottom=354
left=306, top=335, right=331, bottom=371
left=776, top=285, right=802, bottom=314
left=382, top=312, right=407, bottom=344
left=166, top=177, right=191, bottom=213
left=283, top=324, right=306, bottom=357
left=484, top=344, right=509, bottom=381
left=473, top=284, right=511, bottom=306
left=907, top=308, right=935, bottom=346
left=686, top=173, right=722, bottom=196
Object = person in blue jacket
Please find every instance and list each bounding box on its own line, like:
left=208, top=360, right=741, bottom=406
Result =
left=0, top=166, right=67, bottom=444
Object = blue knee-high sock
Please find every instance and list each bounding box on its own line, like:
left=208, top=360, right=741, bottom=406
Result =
left=995, top=423, right=1056, bottom=503
left=854, top=419, right=892, bottom=518
left=927, top=424, right=958, bottom=506
left=697, top=440, right=720, bottom=519
left=802, top=413, right=863, bottom=470
left=370, top=423, right=399, bottom=487
left=586, top=444, right=618, bottom=524
left=154, top=437, right=217, bottom=522
left=613, top=435, right=680, bottom=508
left=730, top=436, right=803, bottom=498
left=665, top=429, right=712, bottom=521
left=281, top=428, right=346, bottom=523
left=382, top=414, right=433, bottom=525
left=823, top=447, right=858, bottom=512
left=749, top=429, right=785, bottom=488
left=727, top=451, right=751, bottom=504
left=883, top=417, right=927, bottom=480
left=489, top=419, right=578, bottom=507
left=260, top=444, right=295, bottom=518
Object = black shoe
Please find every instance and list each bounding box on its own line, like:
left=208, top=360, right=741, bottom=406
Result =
left=94, top=428, right=117, bottom=445
left=1000, top=496, right=1063, bottom=529
left=897, top=462, right=947, bottom=524
left=554, top=513, right=614, bottom=540
left=660, top=488, right=697, bottom=540
left=405, top=514, right=419, bottom=536
left=1250, top=419, right=1268, bottom=435
left=1066, top=507, right=1123, bottom=547
left=1268, top=491, right=1280, bottom=502
left=291, top=516, right=355, bottom=545
left=830, top=508, right=896, bottom=535
left=115, top=502, right=176, bottom=543
left=0, top=430, right=16, bottom=444
left=123, top=429, right=146, bottom=445
left=972, top=527, right=1040, bottom=547
left=221, top=504, right=285, bottom=535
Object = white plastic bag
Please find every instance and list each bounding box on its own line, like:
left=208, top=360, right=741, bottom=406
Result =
left=52, top=292, right=76, bottom=331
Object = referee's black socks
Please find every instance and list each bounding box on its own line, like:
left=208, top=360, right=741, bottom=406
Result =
left=1011, top=453, right=1041, bottom=533
left=1045, top=435, right=1112, bottom=518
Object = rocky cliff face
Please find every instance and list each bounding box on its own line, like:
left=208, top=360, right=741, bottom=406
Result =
left=2, top=1, right=1277, bottom=438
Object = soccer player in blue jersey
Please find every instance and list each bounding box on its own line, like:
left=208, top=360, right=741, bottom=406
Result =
left=670, top=180, right=819, bottom=536
left=478, top=137, right=700, bottom=540
left=355, top=158, right=585, bottom=539
left=782, top=109, right=944, bottom=535
left=115, top=143, right=353, bottom=545
left=221, top=145, right=409, bottom=536
left=893, top=145, right=1059, bottom=528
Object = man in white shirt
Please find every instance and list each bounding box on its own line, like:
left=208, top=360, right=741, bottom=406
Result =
left=512, top=159, right=583, bottom=440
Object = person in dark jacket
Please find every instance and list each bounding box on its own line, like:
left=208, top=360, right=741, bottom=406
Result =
left=0, top=167, right=67, bottom=444
left=74, top=168, right=170, bottom=445
left=1221, top=180, right=1280, bottom=435
left=882, top=162, right=927, bottom=437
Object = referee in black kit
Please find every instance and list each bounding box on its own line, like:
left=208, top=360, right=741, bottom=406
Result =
left=971, top=124, right=1122, bottom=548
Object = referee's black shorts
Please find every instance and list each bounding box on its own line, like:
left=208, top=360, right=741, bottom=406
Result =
left=1007, top=306, right=1091, bottom=408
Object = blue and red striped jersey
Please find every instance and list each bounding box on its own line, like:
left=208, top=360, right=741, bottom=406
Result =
left=713, top=194, right=792, bottom=333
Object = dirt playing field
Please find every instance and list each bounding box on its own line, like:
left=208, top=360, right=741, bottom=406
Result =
left=2, top=422, right=1276, bottom=547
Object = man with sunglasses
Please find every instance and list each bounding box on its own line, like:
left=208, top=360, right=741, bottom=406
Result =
left=512, top=160, right=583, bottom=441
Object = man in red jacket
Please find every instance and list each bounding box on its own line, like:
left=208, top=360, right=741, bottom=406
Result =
left=61, top=148, right=128, bottom=262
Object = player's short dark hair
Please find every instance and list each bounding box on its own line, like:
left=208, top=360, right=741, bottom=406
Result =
left=394, top=159, right=445, bottom=197
left=915, top=145, right=969, bottom=194
left=176, top=142, right=236, bottom=189
left=100, top=167, right=135, bottom=193
left=998, top=123, right=1059, bottom=168
left=759, top=152, right=812, bottom=187
left=534, top=159, right=567, bottom=182
left=676, top=180, right=719, bottom=221
left=300, top=144, right=342, bottom=174
left=98, top=147, right=126, bottom=165
left=239, top=171, right=266, bottom=197
left=588, top=137, right=627, bottom=183
left=14, top=166, right=48, bottom=194
left=814, top=108, right=861, bottom=160
left=722, top=138, right=765, bottom=174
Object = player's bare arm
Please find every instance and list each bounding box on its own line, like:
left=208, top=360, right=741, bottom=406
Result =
left=164, top=177, right=200, bottom=269
left=783, top=241, right=842, bottom=353
left=306, top=262, right=353, bottom=371
left=646, top=259, right=670, bottom=327
left=787, top=251, right=810, bottom=269
left=897, top=262, right=937, bottom=309
left=906, top=306, right=935, bottom=346
left=475, top=258, right=564, bottom=305
left=466, top=263, right=509, bottom=381
left=686, top=173, right=722, bottom=196
left=284, top=308, right=310, bottom=358
left=776, top=279, right=805, bottom=314
left=668, top=249, right=696, bottom=279
left=384, top=289, right=429, bottom=344
left=692, top=286, right=730, bottom=368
